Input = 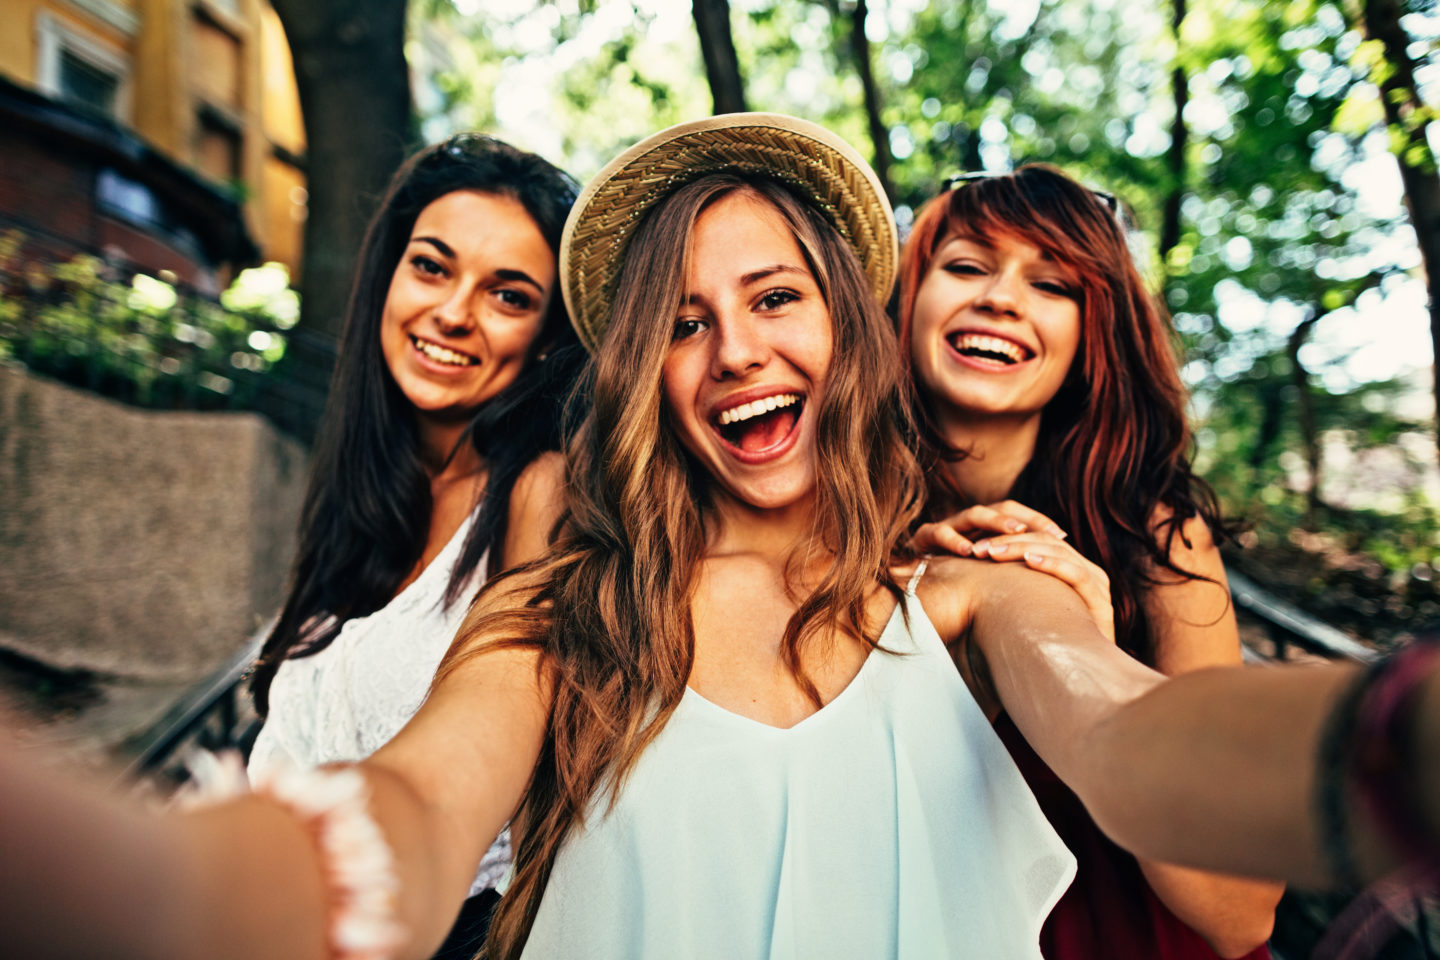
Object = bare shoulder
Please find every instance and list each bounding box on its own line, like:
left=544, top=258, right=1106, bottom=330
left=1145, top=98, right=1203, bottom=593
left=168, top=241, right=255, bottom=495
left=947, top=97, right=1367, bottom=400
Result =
left=503, top=451, right=568, bottom=567
left=511, top=451, right=566, bottom=520
left=1147, top=503, right=1226, bottom=583
left=1144, top=504, right=1240, bottom=673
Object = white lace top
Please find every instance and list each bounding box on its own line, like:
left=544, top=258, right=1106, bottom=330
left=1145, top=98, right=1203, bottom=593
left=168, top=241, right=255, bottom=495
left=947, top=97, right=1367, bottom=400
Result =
left=248, top=513, right=511, bottom=894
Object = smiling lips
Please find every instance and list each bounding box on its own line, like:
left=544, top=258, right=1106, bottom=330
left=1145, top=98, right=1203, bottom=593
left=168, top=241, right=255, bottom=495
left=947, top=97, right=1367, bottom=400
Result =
left=410, top=333, right=479, bottom=367
left=712, top=392, right=804, bottom=456
left=946, top=331, right=1033, bottom=367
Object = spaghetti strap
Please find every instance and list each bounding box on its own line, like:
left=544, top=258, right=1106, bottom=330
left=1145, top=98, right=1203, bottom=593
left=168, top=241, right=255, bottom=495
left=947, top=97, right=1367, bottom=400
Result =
left=905, top=560, right=929, bottom=596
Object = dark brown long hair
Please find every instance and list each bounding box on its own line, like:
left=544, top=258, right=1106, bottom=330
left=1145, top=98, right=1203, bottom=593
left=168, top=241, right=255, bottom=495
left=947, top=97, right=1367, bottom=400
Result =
left=251, top=137, right=583, bottom=715
left=897, top=164, right=1227, bottom=663
left=441, top=174, right=923, bottom=958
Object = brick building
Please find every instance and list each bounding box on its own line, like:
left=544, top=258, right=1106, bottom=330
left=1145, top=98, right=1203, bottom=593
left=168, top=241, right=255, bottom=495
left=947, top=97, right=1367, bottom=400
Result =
left=0, top=0, right=306, bottom=289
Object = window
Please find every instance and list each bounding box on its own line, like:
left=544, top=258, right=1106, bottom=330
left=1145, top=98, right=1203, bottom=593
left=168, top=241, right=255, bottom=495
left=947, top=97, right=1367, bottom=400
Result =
left=196, top=108, right=243, bottom=184
left=59, top=48, right=119, bottom=116
left=35, top=11, right=132, bottom=122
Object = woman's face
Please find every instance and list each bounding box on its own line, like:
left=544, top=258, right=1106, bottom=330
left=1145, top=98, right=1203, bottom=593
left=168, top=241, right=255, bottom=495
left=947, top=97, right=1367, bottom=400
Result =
left=908, top=229, right=1082, bottom=433
left=662, top=191, right=833, bottom=513
left=380, top=189, right=555, bottom=423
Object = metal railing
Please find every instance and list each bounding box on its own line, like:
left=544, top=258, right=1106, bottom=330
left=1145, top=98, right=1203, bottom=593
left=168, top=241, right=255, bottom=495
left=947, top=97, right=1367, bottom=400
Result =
left=121, top=632, right=263, bottom=789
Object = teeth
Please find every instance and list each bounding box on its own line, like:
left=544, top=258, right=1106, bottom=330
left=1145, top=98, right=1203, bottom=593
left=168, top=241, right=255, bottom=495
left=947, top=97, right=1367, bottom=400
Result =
left=412, top=336, right=474, bottom=366
left=952, top=333, right=1026, bottom=363
left=717, top=393, right=799, bottom=426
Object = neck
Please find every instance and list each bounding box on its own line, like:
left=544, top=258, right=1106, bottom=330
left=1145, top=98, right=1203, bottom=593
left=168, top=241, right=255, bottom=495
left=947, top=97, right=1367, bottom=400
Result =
left=416, top=416, right=483, bottom=486
left=705, top=488, right=827, bottom=569
left=933, top=410, right=1042, bottom=508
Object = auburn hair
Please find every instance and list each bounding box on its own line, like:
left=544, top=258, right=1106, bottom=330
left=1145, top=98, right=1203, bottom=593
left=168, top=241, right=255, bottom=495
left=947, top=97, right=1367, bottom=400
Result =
left=896, top=164, right=1227, bottom=662
left=440, top=174, right=923, bottom=957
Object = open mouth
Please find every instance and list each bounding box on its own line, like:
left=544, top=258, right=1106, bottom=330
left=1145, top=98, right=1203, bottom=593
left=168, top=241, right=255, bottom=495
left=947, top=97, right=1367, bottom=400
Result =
left=410, top=334, right=478, bottom=367
left=713, top=393, right=803, bottom=454
left=946, top=332, right=1032, bottom=366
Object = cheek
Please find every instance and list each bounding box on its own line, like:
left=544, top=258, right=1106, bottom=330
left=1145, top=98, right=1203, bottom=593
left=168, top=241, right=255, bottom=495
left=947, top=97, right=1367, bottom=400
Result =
left=661, top=354, right=707, bottom=453
left=907, top=301, right=947, bottom=389
left=1050, top=306, right=1083, bottom=369
left=494, top=317, right=545, bottom=361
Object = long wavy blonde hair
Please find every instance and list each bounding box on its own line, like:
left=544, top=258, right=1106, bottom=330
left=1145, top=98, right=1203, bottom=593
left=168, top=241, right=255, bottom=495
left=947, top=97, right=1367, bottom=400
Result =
left=438, top=173, right=923, bottom=958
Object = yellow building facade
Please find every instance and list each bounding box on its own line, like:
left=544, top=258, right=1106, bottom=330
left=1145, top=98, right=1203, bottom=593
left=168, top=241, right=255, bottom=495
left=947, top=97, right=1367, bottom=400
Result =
left=0, top=0, right=306, bottom=277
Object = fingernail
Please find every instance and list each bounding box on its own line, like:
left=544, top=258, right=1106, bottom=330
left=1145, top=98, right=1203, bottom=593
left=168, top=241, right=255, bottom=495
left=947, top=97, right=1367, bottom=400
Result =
left=973, top=541, right=988, bottom=556
left=1049, top=527, right=1067, bottom=539
left=1006, top=520, right=1026, bottom=533
left=990, top=543, right=1008, bottom=556
left=1024, top=551, right=1042, bottom=564
left=959, top=542, right=973, bottom=556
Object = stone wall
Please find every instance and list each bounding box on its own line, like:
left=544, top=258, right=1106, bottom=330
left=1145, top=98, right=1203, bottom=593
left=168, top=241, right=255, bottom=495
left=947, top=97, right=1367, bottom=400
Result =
left=0, top=366, right=307, bottom=681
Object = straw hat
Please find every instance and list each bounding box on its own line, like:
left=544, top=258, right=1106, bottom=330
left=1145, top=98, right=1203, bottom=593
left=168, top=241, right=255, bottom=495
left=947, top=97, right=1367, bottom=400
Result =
left=560, top=112, right=897, bottom=353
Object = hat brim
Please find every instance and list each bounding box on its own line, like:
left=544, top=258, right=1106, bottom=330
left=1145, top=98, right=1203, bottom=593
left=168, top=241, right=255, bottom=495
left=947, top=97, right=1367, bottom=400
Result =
left=560, top=112, right=897, bottom=354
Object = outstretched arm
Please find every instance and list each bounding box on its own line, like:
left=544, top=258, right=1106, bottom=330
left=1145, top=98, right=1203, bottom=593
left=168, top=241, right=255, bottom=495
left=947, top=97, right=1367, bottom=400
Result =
left=955, top=561, right=1432, bottom=889
left=1127, top=514, right=1283, bottom=957
left=0, top=610, right=551, bottom=960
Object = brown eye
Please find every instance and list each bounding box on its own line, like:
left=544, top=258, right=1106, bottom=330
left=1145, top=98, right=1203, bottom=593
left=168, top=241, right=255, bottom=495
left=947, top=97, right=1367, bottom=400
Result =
left=757, top=289, right=799, bottom=311
left=673, top=318, right=706, bottom=340
left=496, top=289, right=533, bottom=310
left=411, top=255, right=446, bottom=277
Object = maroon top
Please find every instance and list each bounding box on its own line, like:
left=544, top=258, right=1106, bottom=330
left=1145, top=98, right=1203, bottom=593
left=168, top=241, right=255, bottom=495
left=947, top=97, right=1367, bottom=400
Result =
left=995, top=714, right=1271, bottom=960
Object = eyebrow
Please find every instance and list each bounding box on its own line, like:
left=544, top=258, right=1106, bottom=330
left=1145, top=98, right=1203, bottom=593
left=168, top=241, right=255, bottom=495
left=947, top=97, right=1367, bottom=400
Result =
left=944, top=233, right=1061, bottom=264
left=680, top=264, right=810, bottom=305
left=410, top=237, right=546, bottom=292
left=413, top=236, right=455, bottom=259
left=495, top=268, right=545, bottom=292
left=741, top=263, right=810, bottom=286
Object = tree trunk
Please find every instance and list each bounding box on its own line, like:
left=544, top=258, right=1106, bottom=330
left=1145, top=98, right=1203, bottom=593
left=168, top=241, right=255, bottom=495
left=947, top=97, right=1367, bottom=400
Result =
left=1159, top=0, right=1188, bottom=263
left=270, top=0, right=413, bottom=419
left=1287, top=313, right=1324, bottom=525
left=848, top=0, right=893, bottom=202
left=1361, top=0, right=1440, bottom=467
left=691, top=0, right=747, bottom=114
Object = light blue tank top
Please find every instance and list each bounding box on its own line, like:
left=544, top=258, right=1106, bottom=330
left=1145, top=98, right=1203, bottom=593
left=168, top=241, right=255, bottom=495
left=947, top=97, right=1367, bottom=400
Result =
left=516, top=567, right=1076, bottom=958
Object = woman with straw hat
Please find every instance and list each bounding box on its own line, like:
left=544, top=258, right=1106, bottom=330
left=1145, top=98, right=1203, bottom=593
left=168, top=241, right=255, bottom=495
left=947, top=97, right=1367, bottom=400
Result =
left=1, top=114, right=1439, bottom=960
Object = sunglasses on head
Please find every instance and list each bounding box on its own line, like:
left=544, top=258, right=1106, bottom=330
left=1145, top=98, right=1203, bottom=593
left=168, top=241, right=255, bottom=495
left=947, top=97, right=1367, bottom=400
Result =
left=941, top=171, right=1120, bottom=215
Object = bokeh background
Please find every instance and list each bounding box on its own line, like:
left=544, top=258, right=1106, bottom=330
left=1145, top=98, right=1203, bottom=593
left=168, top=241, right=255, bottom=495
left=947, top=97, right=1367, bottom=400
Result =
left=0, top=0, right=1438, bottom=953
left=0, top=0, right=1437, bottom=803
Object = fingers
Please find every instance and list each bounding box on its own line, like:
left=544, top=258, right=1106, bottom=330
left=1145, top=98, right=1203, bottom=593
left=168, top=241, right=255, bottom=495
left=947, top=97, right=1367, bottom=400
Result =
left=969, top=534, right=1115, bottom=641
left=933, top=501, right=1068, bottom=539
left=911, top=522, right=975, bottom=557
left=971, top=533, right=1075, bottom=560
left=988, top=500, right=1068, bottom=539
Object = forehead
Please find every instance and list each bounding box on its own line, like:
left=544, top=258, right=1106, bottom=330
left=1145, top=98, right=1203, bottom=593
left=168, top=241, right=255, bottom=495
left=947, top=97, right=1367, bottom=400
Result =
left=687, top=191, right=809, bottom=275
left=409, top=190, right=552, bottom=259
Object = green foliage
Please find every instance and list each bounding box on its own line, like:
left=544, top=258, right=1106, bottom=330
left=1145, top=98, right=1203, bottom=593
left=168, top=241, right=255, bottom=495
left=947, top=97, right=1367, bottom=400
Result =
left=402, top=0, right=1439, bottom=601
left=0, top=230, right=299, bottom=413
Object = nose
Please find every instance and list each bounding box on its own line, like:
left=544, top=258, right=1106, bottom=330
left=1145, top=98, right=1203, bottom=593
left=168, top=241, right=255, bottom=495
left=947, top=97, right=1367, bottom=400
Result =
left=974, top=267, right=1023, bottom=318
left=433, top=286, right=476, bottom=335
left=711, top=313, right=769, bottom=380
